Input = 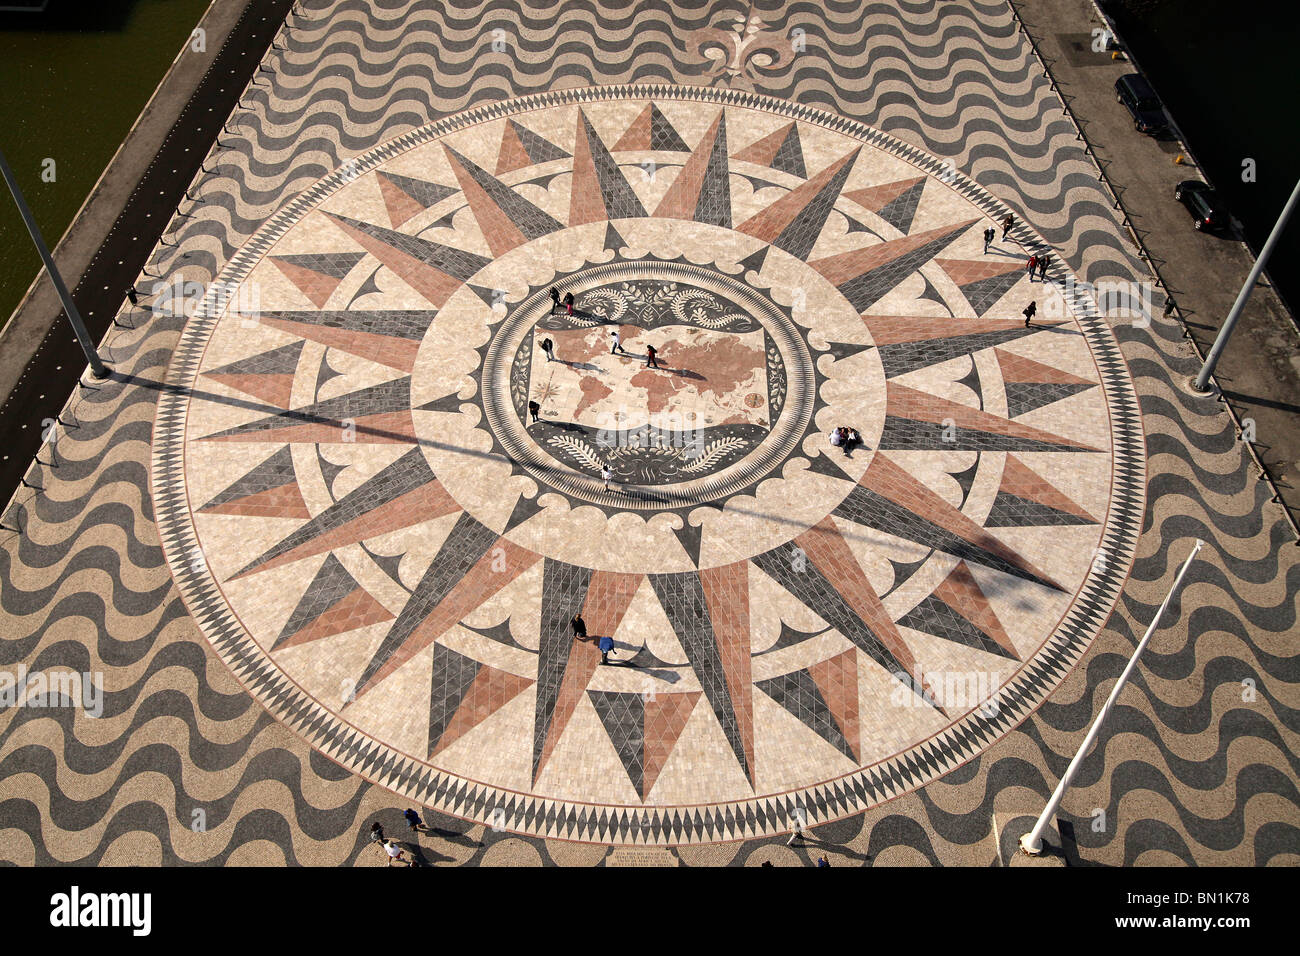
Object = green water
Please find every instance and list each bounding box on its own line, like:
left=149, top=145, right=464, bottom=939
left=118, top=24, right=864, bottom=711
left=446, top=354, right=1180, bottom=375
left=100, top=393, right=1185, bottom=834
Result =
left=0, top=0, right=212, bottom=329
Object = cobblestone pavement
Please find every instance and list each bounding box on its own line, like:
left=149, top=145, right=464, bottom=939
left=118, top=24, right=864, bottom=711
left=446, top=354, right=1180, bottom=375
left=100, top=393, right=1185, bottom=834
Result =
left=0, top=0, right=1295, bottom=866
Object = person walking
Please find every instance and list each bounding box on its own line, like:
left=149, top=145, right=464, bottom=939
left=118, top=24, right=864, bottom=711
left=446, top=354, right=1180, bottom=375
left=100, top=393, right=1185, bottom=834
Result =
left=368, top=821, right=386, bottom=856
left=571, top=612, right=587, bottom=640
left=611, top=329, right=626, bottom=354
left=1037, top=253, right=1050, bottom=281
left=601, top=463, right=613, bottom=490
left=598, top=635, right=616, bottom=665
left=1001, top=213, right=1014, bottom=240
left=1023, top=301, right=1037, bottom=327
left=403, top=808, right=426, bottom=832
left=383, top=840, right=411, bottom=867
left=540, top=336, right=555, bottom=362
left=549, top=286, right=561, bottom=314
left=1026, top=254, right=1038, bottom=281
left=564, top=291, right=575, bottom=315
left=646, top=343, right=659, bottom=369
left=982, top=226, right=994, bottom=253
left=528, top=399, right=541, bottom=424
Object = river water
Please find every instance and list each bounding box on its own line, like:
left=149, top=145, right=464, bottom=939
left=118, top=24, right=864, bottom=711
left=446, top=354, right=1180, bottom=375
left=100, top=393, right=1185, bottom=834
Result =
left=0, top=0, right=210, bottom=330
left=1105, top=0, right=1300, bottom=315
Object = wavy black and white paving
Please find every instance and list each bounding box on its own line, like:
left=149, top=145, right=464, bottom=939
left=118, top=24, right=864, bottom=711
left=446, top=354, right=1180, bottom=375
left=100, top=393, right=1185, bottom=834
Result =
left=0, top=0, right=1295, bottom=866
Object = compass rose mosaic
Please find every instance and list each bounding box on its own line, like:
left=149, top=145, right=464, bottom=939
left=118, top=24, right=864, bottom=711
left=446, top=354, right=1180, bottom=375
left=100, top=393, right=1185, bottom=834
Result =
left=153, top=86, right=1145, bottom=844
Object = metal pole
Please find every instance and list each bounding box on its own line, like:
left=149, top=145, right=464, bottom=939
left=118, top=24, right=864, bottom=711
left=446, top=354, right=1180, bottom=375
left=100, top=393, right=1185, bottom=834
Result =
left=1193, top=177, right=1300, bottom=392
left=1020, top=540, right=1205, bottom=855
left=0, top=147, right=109, bottom=378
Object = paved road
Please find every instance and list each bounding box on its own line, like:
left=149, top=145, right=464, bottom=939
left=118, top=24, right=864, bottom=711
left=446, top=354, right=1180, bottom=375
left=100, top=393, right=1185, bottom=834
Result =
left=1017, top=0, right=1300, bottom=536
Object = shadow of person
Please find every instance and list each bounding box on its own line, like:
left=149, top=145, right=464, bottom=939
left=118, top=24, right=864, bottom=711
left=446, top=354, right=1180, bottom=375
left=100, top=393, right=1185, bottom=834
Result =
left=402, top=840, right=456, bottom=868
left=420, top=809, right=481, bottom=848
left=665, top=367, right=705, bottom=381
left=789, top=832, right=872, bottom=863
left=616, top=486, right=670, bottom=503
left=593, top=634, right=645, bottom=666
left=605, top=661, right=682, bottom=683
left=427, top=826, right=482, bottom=848
left=602, top=641, right=683, bottom=684
left=545, top=420, right=590, bottom=434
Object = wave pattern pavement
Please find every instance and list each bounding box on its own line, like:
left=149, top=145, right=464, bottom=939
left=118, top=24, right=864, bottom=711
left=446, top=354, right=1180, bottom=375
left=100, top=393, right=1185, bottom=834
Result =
left=0, top=0, right=1295, bottom=865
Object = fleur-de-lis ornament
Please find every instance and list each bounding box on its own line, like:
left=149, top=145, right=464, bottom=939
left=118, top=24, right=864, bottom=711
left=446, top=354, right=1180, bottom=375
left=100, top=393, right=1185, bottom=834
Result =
left=688, top=4, right=796, bottom=89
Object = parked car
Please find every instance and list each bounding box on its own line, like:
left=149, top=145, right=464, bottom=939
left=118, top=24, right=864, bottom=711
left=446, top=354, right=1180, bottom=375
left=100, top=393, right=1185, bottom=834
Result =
left=1174, top=180, right=1227, bottom=232
left=1114, top=73, right=1168, bottom=135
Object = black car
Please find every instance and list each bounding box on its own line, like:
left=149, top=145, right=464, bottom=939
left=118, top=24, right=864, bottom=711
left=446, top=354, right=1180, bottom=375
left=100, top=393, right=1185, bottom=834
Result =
left=1115, top=73, right=1168, bottom=135
left=1174, top=180, right=1227, bottom=232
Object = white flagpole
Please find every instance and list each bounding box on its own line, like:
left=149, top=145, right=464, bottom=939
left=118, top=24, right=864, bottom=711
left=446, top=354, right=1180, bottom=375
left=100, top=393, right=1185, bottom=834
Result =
left=0, top=146, right=110, bottom=378
left=1194, top=178, right=1300, bottom=392
left=1020, top=539, right=1205, bottom=855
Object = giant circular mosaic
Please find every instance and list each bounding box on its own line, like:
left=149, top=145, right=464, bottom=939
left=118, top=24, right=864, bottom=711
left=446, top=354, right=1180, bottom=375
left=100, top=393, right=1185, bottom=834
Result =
left=153, top=86, right=1145, bottom=844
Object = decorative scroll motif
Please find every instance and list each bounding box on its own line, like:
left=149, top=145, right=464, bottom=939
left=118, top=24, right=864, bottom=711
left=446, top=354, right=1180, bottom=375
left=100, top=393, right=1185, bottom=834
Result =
left=540, top=422, right=766, bottom=483
left=538, top=280, right=760, bottom=333
left=509, top=335, right=532, bottom=416
left=765, top=330, right=787, bottom=421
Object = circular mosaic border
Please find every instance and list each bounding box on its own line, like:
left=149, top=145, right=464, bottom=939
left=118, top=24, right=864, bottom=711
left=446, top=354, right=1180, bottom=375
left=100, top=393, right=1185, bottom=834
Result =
left=481, top=259, right=816, bottom=511
left=151, top=84, right=1146, bottom=845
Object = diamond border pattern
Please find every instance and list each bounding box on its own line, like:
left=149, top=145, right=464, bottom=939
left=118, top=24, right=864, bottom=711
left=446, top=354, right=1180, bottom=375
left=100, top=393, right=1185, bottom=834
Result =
left=151, top=85, right=1146, bottom=845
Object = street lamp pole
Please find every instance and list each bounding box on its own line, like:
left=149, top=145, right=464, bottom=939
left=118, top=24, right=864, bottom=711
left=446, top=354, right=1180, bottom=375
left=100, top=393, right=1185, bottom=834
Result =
left=0, top=146, right=109, bottom=379
left=1193, top=177, right=1300, bottom=392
